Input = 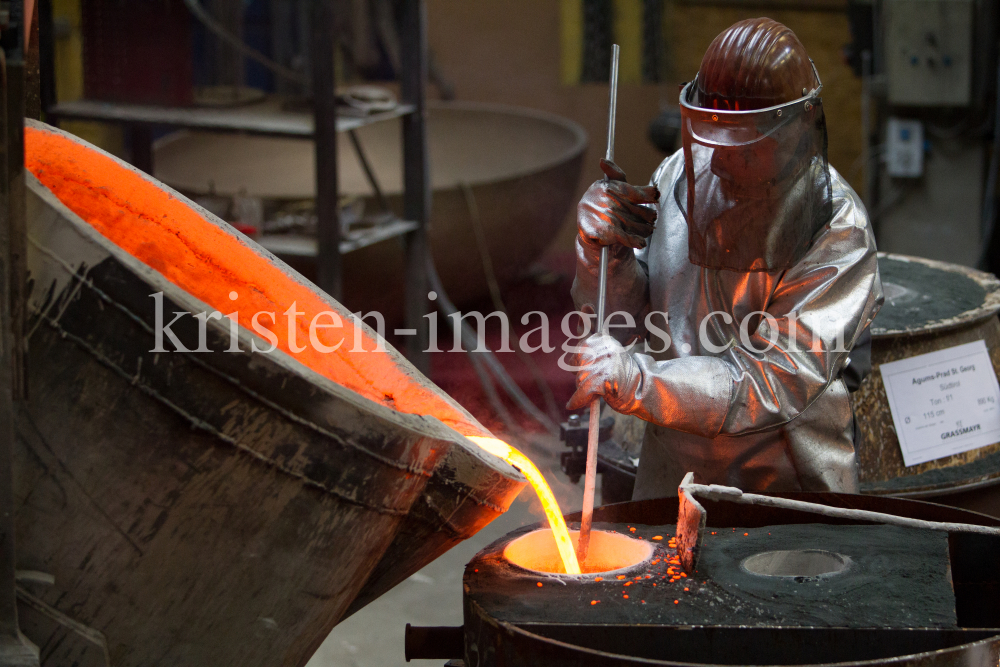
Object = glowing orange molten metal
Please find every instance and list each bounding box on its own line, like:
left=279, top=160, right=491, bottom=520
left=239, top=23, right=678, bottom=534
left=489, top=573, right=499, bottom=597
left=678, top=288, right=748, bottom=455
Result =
left=469, top=437, right=580, bottom=574
left=25, top=125, right=581, bottom=575
left=503, top=527, right=652, bottom=575
left=24, top=126, right=490, bottom=440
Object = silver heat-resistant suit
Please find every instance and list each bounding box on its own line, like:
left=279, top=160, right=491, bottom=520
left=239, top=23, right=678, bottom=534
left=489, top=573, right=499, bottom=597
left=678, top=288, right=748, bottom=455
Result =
left=570, top=74, right=884, bottom=499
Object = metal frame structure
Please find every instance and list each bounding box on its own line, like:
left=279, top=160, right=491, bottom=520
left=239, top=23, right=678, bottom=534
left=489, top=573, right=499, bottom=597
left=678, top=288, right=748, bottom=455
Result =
left=44, top=0, right=432, bottom=370
left=1, top=2, right=40, bottom=664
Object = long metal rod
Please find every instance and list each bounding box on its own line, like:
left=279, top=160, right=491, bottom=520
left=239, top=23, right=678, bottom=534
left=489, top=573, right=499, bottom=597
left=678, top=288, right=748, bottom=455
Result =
left=578, top=43, right=619, bottom=563
left=684, top=480, right=1000, bottom=537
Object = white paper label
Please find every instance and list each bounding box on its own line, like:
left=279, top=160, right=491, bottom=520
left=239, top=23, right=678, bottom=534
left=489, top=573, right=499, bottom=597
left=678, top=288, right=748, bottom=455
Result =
left=879, top=340, right=1000, bottom=466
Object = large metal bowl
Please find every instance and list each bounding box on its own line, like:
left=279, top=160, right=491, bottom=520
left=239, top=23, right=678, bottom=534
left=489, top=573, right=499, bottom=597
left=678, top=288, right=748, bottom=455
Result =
left=153, top=101, right=588, bottom=319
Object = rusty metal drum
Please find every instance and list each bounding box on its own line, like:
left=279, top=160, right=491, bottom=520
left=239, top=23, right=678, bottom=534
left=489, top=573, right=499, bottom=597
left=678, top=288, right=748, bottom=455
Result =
left=856, top=253, right=1000, bottom=517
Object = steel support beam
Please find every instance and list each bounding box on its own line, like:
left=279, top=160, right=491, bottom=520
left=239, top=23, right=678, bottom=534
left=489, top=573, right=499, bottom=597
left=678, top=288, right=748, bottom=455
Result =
left=399, top=0, right=430, bottom=372
left=311, top=0, right=341, bottom=300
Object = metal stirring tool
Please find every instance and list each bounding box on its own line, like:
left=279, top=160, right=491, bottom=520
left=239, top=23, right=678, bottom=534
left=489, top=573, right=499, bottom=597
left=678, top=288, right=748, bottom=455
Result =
left=577, top=43, right=619, bottom=563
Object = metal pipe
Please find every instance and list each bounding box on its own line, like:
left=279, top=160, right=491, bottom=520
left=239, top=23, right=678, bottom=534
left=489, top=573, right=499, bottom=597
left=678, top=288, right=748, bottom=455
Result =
left=311, top=0, right=341, bottom=300
left=404, top=624, right=464, bottom=661
left=347, top=129, right=391, bottom=213
left=578, top=43, right=619, bottom=563
left=425, top=252, right=559, bottom=436
left=400, top=0, right=431, bottom=373
left=860, top=49, right=874, bottom=213
left=0, top=6, right=39, bottom=658
left=684, top=479, right=1000, bottom=538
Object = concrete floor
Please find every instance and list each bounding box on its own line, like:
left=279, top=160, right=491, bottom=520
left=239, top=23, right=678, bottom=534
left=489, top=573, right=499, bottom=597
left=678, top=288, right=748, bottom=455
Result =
left=306, top=437, right=585, bottom=667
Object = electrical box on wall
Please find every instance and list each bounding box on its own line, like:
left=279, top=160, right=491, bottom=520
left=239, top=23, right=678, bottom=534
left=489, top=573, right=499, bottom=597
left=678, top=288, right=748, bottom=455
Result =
left=884, top=0, right=973, bottom=107
left=886, top=118, right=924, bottom=177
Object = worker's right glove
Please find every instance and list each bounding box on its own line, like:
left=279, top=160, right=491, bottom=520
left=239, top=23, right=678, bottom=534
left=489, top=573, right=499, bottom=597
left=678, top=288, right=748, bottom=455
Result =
left=577, top=159, right=659, bottom=250
left=566, top=333, right=640, bottom=412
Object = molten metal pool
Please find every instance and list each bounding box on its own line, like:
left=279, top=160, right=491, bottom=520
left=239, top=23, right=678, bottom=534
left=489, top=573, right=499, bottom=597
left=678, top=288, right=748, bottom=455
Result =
left=504, top=529, right=653, bottom=575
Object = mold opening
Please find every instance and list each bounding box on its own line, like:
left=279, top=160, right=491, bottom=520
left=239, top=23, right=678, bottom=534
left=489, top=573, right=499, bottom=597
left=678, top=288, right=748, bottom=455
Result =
left=503, top=529, right=653, bottom=575
left=741, top=549, right=850, bottom=578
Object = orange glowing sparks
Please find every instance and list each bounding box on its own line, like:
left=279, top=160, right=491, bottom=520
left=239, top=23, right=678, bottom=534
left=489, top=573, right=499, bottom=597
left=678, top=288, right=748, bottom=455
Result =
left=594, top=577, right=603, bottom=582
left=591, top=600, right=599, bottom=605
left=652, top=536, right=663, bottom=541
left=536, top=582, right=543, bottom=587
left=468, top=437, right=580, bottom=575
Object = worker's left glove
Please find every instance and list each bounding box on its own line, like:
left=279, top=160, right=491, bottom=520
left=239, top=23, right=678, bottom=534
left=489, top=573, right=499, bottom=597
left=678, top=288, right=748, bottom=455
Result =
left=566, top=333, right=639, bottom=411
left=577, top=160, right=659, bottom=250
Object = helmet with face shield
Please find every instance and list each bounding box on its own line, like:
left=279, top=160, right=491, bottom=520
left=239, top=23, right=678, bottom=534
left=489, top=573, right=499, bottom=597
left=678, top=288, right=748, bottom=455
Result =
left=679, top=18, right=832, bottom=272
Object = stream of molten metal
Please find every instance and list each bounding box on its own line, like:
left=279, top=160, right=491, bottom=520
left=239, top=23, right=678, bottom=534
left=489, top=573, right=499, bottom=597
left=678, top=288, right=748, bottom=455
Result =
left=467, top=437, right=581, bottom=575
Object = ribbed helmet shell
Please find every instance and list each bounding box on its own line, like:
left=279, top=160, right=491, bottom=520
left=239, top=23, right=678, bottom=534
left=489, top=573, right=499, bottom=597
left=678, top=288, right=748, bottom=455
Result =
left=696, top=18, right=816, bottom=111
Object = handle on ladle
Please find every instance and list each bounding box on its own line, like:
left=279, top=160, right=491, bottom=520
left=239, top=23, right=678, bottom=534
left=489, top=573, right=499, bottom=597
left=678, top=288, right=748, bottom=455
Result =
left=578, top=43, right=619, bottom=563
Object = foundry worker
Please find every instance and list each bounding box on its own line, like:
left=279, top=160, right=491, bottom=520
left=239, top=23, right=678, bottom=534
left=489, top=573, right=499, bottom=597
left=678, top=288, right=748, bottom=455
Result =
left=567, top=18, right=883, bottom=497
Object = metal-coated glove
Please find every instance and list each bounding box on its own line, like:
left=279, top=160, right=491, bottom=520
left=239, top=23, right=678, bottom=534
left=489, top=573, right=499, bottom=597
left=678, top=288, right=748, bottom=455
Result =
left=566, top=333, right=639, bottom=411
left=577, top=159, right=659, bottom=250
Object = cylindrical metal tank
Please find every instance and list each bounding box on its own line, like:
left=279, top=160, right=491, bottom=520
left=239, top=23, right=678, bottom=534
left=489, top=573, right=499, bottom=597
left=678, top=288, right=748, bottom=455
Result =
left=855, top=253, right=1000, bottom=517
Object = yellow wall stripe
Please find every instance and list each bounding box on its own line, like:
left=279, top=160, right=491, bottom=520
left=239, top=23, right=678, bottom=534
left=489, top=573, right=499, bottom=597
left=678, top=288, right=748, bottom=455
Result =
left=613, top=0, right=643, bottom=84
left=52, top=0, right=125, bottom=156
left=560, top=0, right=584, bottom=85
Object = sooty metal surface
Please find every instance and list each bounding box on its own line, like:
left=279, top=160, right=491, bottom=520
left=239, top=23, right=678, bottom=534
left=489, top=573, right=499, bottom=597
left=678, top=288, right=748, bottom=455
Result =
left=466, top=522, right=955, bottom=629
left=459, top=495, right=1000, bottom=667
left=871, top=255, right=989, bottom=335
left=698, top=524, right=955, bottom=628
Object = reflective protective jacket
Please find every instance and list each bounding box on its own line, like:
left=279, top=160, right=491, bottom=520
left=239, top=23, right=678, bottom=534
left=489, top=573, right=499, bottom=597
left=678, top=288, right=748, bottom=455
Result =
left=571, top=151, right=883, bottom=498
